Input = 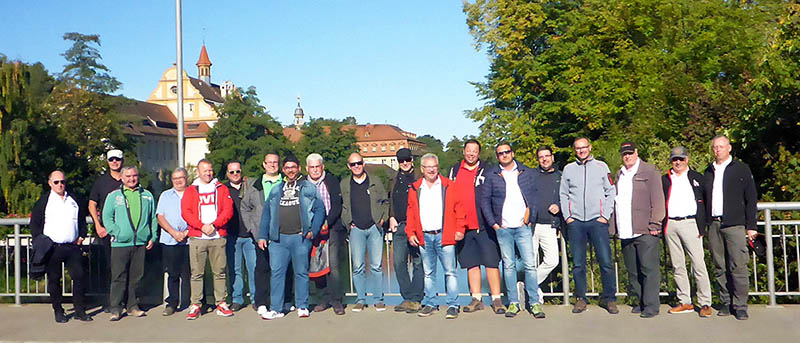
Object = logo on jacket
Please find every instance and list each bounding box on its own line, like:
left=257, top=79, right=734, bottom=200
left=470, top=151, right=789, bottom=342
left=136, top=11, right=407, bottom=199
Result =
left=199, top=193, right=216, bottom=205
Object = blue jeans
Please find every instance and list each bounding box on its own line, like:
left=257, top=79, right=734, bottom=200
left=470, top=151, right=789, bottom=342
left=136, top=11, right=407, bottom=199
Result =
left=231, top=237, right=256, bottom=305
left=495, top=225, right=540, bottom=305
left=419, top=232, right=459, bottom=308
left=567, top=219, right=616, bottom=302
left=349, top=224, right=384, bottom=304
left=268, top=233, right=311, bottom=311
left=393, top=224, right=423, bottom=302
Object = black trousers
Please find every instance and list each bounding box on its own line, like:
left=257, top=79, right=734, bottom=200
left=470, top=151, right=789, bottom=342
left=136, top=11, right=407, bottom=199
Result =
left=47, top=244, right=88, bottom=313
left=314, top=228, right=347, bottom=305
left=253, top=244, right=293, bottom=308
left=91, top=236, right=112, bottom=307
left=109, top=245, right=146, bottom=313
left=621, top=234, right=661, bottom=315
left=162, top=244, right=191, bottom=309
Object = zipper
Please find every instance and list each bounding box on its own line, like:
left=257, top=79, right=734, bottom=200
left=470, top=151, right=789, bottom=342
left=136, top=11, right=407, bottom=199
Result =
left=582, top=161, right=587, bottom=221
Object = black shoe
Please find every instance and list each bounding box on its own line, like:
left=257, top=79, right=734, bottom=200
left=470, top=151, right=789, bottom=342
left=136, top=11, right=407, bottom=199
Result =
left=54, top=310, right=68, bottom=323
left=445, top=307, right=459, bottom=319
left=75, top=312, right=93, bottom=322
left=230, top=303, right=244, bottom=312
left=417, top=305, right=437, bottom=317
left=734, top=309, right=749, bottom=320
left=631, top=306, right=642, bottom=314
left=333, top=304, right=346, bottom=315
left=640, top=311, right=658, bottom=319
left=717, top=307, right=731, bottom=317
left=102, top=306, right=111, bottom=314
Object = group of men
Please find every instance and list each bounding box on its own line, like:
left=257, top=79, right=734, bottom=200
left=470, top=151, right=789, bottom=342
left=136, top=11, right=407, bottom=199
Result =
left=31, top=133, right=758, bottom=323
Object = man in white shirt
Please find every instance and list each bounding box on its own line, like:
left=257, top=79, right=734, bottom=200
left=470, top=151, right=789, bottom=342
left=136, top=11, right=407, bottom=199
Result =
left=662, top=147, right=713, bottom=317
left=30, top=170, right=91, bottom=323
left=612, top=142, right=664, bottom=318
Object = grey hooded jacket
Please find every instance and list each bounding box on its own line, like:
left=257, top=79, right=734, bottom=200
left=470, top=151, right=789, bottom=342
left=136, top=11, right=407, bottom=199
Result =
left=559, top=156, right=616, bottom=221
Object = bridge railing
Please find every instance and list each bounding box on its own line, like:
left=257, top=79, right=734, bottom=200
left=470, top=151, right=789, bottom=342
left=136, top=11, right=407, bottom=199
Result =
left=2, top=202, right=798, bottom=306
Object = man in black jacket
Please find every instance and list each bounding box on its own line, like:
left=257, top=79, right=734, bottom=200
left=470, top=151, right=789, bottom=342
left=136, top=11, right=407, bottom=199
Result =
left=704, top=135, right=758, bottom=320
left=306, top=153, right=347, bottom=315
left=30, top=170, right=92, bottom=323
left=387, top=148, right=424, bottom=314
left=662, top=147, right=712, bottom=317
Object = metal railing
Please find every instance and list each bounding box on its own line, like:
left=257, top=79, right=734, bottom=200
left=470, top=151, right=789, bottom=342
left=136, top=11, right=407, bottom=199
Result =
left=3, top=202, right=799, bottom=306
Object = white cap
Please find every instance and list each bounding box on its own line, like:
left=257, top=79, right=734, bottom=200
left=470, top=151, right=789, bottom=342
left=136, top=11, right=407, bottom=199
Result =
left=106, top=149, right=123, bottom=160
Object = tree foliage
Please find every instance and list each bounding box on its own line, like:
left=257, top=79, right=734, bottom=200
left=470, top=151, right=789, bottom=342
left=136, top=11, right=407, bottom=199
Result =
left=60, top=32, right=121, bottom=93
left=295, top=117, right=358, bottom=179
left=464, top=0, right=799, bottom=201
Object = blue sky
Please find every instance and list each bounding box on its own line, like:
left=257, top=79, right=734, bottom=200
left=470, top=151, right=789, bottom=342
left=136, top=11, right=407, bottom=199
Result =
left=1, top=0, right=490, bottom=142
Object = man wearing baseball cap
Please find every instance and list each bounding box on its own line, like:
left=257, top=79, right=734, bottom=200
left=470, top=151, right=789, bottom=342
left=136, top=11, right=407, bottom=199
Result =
left=662, top=146, right=713, bottom=317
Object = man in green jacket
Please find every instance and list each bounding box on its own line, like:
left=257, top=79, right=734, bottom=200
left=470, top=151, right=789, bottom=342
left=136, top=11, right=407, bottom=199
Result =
left=102, top=166, right=158, bottom=321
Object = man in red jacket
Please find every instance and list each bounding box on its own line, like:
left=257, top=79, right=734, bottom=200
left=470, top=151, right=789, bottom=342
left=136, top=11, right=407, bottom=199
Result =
left=406, top=153, right=463, bottom=319
left=182, top=159, right=234, bottom=320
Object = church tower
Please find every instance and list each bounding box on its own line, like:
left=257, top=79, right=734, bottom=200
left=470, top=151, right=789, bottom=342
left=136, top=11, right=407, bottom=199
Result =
left=196, top=45, right=212, bottom=84
left=294, top=96, right=305, bottom=127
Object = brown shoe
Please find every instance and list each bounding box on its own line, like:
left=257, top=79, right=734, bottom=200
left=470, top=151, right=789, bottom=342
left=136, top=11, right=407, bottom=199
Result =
left=375, top=302, right=387, bottom=312
left=462, top=298, right=484, bottom=313
left=668, top=303, right=694, bottom=314
left=394, top=300, right=410, bottom=312
left=405, top=301, right=422, bottom=314
left=572, top=299, right=587, bottom=313
left=699, top=305, right=712, bottom=318
left=313, top=303, right=330, bottom=312
left=600, top=300, right=619, bottom=314
left=491, top=298, right=506, bottom=314
left=127, top=307, right=146, bottom=317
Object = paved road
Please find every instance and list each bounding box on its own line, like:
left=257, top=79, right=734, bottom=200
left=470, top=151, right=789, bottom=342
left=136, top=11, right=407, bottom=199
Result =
left=1, top=303, right=799, bottom=342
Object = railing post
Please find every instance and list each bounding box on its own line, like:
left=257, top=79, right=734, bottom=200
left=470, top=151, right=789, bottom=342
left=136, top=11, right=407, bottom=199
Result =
left=560, top=232, right=570, bottom=306
left=14, top=224, right=21, bottom=306
left=764, top=209, right=778, bottom=308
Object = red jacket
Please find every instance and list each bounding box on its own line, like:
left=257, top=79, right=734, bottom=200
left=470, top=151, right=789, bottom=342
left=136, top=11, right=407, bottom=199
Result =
left=181, top=181, right=234, bottom=238
left=405, top=175, right=465, bottom=247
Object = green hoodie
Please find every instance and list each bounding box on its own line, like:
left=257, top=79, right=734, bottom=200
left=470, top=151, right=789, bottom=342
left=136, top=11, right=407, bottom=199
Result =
left=102, top=186, right=158, bottom=247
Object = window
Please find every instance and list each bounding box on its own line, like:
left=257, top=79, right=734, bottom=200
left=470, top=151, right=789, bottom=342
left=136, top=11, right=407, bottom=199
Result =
left=381, top=146, right=386, bottom=152
left=372, top=147, right=377, bottom=152
left=390, top=145, right=395, bottom=151
left=362, top=147, right=368, bottom=152
left=170, top=85, right=178, bottom=95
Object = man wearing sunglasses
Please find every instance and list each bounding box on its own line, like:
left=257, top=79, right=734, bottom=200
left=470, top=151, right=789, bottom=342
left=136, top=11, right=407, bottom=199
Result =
left=340, top=153, right=389, bottom=312
left=611, top=142, right=664, bottom=318
left=88, top=149, right=124, bottom=312
left=661, top=146, right=712, bottom=318
left=387, top=148, right=424, bottom=314
left=560, top=137, right=617, bottom=314
left=480, top=142, right=544, bottom=318
left=30, top=170, right=92, bottom=323
left=224, top=161, right=256, bottom=312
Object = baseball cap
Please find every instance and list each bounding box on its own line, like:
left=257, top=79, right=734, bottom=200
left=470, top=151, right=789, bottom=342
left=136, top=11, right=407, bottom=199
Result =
left=107, top=149, right=123, bottom=160
left=619, top=141, right=636, bottom=154
left=670, top=146, right=688, bottom=159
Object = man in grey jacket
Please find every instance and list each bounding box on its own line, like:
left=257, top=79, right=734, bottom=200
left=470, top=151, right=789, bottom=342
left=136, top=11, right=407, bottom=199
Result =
left=560, top=137, right=618, bottom=314
left=611, top=142, right=665, bottom=318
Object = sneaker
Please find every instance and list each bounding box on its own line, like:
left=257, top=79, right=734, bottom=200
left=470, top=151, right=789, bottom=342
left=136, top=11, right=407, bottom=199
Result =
left=375, top=302, right=387, bottom=312
left=333, top=304, right=346, bottom=315
left=261, top=310, right=284, bottom=320
left=531, top=303, right=546, bottom=319
left=668, top=303, right=694, bottom=314
left=640, top=311, right=658, bottom=318
left=418, top=305, right=437, bottom=317
left=405, top=301, right=422, bottom=314
left=572, top=299, right=587, bottom=313
left=463, top=298, right=484, bottom=313
left=505, top=303, right=520, bottom=318
left=394, top=300, right=410, bottom=312
left=186, top=304, right=201, bottom=320
left=600, top=300, right=619, bottom=314
left=699, top=305, right=712, bottom=318
left=230, top=303, right=244, bottom=312
left=215, top=302, right=234, bottom=317
left=54, top=310, right=68, bottom=323
left=162, top=306, right=176, bottom=316
left=717, top=306, right=731, bottom=317
left=445, top=307, right=459, bottom=319
left=352, top=303, right=366, bottom=312
left=297, top=308, right=310, bottom=318
left=257, top=305, right=268, bottom=316
left=109, top=312, right=122, bottom=322
left=734, top=309, right=749, bottom=320
left=491, top=298, right=506, bottom=314
left=127, top=307, right=146, bottom=317
left=313, top=303, right=331, bottom=312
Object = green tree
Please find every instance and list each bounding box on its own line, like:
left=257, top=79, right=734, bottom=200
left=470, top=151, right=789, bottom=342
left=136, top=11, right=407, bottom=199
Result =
left=59, top=32, right=121, bottom=93
left=206, top=86, right=292, bottom=179
left=294, top=117, right=358, bottom=178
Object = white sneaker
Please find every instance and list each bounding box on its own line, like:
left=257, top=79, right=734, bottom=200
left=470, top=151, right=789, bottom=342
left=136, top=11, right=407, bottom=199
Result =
left=261, top=310, right=284, bottom=320
left=257, top=305, right=268, bottom=316
left=297, top=308, right=310, bottom=318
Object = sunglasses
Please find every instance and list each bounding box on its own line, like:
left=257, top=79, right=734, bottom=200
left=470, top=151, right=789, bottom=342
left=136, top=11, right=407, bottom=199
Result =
left=671, top=157, right=686, bottom=162
left=398, top=158, right=412, bottom=163
left=228, top=170, right=241, bottom=175
left=496, top=150, right=512, bottom=156
left=348, top=161, right=364, bottom=167
left=622, top=151, right=635, bottom=156
left=108, top=157, right=122, bottom=162
left=52, top=180, right=66, bottom=185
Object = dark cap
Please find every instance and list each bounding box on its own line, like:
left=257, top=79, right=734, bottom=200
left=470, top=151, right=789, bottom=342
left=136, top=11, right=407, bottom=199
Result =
left=619, top=141, right=637, bottom=154
left=283, top=154, right=300, bottom=166
left=670, top=146, right=688, bottom=159
left=396, top=148, right=412, bottom=161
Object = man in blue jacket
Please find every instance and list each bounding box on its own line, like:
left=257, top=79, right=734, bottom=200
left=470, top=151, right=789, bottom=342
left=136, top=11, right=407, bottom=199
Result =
left=480, top=142, right=544, bottom=319
left=257, top=154, right=325, bottom=320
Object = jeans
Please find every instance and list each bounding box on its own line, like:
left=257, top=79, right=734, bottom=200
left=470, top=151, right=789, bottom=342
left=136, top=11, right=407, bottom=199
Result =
left=419, top=232, right=459, bottom=308
left=349, top=224, right=384, bottom=304
left=268, top=233, right=311, bottom=311
left=567, top=219, right=616, bottom=302
left=495, top=225, right=540, bottom=305
left=162, top=244, right=190, bottom=309
left=230, top=237, right=256, bottom=305
left=392, top=224, right=423, bottom=303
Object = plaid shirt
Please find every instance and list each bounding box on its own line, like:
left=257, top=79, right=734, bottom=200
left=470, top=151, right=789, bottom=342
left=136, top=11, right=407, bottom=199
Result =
left=312, top=172, right=331, bottom=215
